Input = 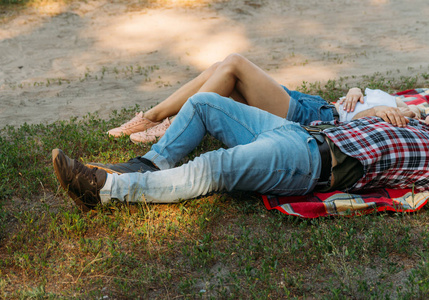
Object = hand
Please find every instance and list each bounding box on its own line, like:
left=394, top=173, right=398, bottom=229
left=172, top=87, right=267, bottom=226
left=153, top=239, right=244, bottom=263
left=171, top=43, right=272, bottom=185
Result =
left=374, top=106, right=410, bottom=127
left=425, top=115, right=429, bottom=125
left=398, top=106, right=417, bottom=119
left=405, top=105, right=421, bottom=119
left=338, top=87, right=364, bottom=112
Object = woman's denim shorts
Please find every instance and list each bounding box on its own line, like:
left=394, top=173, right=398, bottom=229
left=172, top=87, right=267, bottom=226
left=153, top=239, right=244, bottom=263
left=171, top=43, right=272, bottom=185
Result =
left=283, top=85, right=334, bottom=125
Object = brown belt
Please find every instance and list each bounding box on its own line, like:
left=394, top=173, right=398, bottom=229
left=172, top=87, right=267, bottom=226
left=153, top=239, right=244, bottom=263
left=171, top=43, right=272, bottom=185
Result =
left=301, top=126, right=332, bottom=187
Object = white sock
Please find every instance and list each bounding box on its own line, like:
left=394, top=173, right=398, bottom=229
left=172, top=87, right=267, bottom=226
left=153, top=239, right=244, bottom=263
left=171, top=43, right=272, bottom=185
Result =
left=99, top=173, right=114, bottom=204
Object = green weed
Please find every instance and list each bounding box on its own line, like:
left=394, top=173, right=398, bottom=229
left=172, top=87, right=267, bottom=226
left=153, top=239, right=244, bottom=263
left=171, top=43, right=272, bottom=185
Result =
left=1, top=72, right=429, bottom=297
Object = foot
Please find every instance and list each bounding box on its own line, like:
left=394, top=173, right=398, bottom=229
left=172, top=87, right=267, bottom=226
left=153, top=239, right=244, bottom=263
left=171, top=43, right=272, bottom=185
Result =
left=52, top=149, right=107, bottom=212
left=107, top=112, right=160, bottom=137
left=86, top=157, right=159, bottom=174
left=130, top=118, right=171, bottom=144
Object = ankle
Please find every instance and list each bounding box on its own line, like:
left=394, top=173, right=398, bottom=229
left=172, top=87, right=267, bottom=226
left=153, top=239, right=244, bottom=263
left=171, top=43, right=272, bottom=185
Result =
left=142, top=111, right=159, bottom=122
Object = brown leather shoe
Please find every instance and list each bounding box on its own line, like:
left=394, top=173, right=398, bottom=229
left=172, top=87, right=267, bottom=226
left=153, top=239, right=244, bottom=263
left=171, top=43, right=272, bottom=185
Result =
left=52, top=149, right=107, bottom=212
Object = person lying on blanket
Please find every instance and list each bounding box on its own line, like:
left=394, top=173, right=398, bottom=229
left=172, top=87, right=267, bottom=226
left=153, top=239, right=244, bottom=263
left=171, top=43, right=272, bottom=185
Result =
left=52, top=92, right=429, bottom=212
left=106, top=53, right=426, bottom=143
left=335, top=87, right=423, bottom=122
left=335, top=88, right=429, bottom=125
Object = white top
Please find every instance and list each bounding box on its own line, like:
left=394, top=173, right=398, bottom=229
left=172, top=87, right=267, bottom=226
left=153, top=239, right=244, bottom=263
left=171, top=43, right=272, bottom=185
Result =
left=337, top=88, right=397, bottom=122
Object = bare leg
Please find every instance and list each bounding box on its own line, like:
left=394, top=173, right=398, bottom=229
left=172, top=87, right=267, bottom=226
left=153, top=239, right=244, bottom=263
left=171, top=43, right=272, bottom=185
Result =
left=143, top=62, right=221, bottom=122
left=143, top=53, right=290, bottom=121
left=198, top=54, right=290, bottom=117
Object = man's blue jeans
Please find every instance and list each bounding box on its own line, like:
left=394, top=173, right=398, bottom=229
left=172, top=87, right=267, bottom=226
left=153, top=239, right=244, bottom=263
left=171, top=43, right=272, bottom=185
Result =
left=100, top=93, right=322, bottom=203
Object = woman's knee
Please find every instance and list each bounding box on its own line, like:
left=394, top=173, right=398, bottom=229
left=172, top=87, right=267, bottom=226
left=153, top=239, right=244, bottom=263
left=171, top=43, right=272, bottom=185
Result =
left=218, top=53, right=248, bottom=73
left=204, top=53, right=249, bottom=78
left=223, top=53, right=247, bottom=65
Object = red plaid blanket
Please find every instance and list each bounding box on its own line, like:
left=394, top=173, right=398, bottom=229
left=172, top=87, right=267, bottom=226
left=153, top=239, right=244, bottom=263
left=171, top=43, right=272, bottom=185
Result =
left=263, top=88, right=429, bottom=218
left=395, top=88, right=429, bottom=106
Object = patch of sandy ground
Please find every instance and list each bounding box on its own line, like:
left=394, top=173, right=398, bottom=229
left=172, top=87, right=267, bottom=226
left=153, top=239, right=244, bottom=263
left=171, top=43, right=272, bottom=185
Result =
left=1, top=0, right=428, bottom=127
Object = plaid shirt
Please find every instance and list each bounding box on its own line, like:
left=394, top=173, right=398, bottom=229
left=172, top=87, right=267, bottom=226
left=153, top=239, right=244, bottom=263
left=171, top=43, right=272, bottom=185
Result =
left=311, top=117, right=429, bottom=192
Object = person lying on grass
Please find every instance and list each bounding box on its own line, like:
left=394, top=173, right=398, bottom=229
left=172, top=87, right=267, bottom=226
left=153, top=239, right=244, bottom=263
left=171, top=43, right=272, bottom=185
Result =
left=53, top=92, right=429, bottom=212
left=106, top=53, right=427, bottom=144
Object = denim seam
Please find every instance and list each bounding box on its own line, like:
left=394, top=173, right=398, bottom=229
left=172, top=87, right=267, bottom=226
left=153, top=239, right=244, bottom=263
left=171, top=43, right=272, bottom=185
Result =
left=200, top=102, right=259, bottom=141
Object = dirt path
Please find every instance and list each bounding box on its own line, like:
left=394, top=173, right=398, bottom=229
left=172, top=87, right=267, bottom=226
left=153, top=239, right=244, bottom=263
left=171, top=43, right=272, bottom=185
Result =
left=1, top=0, right=428, bottom=127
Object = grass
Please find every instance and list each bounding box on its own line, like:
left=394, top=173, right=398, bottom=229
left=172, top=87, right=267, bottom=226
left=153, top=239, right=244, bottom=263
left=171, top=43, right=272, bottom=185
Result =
left=1, top=72, right=429, bottom=299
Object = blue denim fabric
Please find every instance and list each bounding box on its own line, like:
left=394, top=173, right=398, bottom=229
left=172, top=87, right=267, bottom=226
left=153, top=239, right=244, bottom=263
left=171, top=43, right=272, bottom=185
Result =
left=283, top=86, right=335, bottom=125
left=103, top=93, right=322, bottom=203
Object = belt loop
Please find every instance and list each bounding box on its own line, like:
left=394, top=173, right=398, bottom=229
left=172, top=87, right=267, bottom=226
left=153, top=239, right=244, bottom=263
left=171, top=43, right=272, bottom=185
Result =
left=301, top=125, right=324, bottom=144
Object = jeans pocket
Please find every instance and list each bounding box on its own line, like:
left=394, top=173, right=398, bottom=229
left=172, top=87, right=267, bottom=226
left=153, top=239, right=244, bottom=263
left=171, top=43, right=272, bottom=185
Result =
left=318, top=104, right=335, bottom=121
